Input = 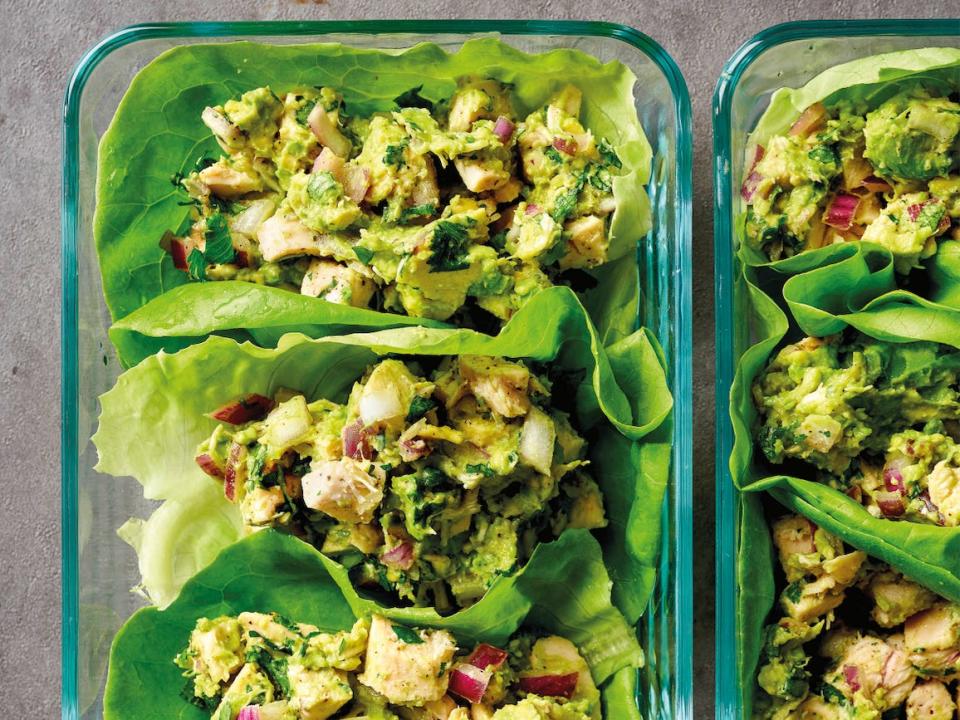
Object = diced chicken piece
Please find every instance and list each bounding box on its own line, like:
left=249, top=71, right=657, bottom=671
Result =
left=287, top=663, right=353, bottom=720
left=215, top=663, right=274, bottom=717
left=307, top=103, right=352, bottom=158
left=928, top=460, right=960, bottom=526
left=907, top=680, right=956, bottom=720
left=799, top=414, right=842, bottom=454
left=828, top=635, right=915, bottom=710
left=423, top=696, right=459, bottom=719
left=796, top=695, right=843, bottom=718
left=822, top=551, right=866, bottom=586
left=201, top=106, right=244, bottom=148
left=782, top=575, right=845, bottom=623
left=866, top=572, right=937, bottom=628
left=190, top=617, right=243, bottom=686
left=314, top=148, right=370, bottom=203
left=411, top=167, right=441, bottom=207
left=258, top=213, right=324, bottom=262
left=241, top=486, right=285, bottom=526
left=447, top=78, right=513, bottom=132
left=301, top=457, right=384, bottom=524
left=301, top=258, right=376, bottom=307
left=906, top=603, right=960, bottom=672
left=237, top=612, right=300, bottom=647
left=454, top=158, right=509, bottom=193
left=559, top=215, right=608, bottom=270
left=261, top=396, right=314, bottom=452
left=518, top=406, right=556, bottom=476
left=459, top=356, right=530, bottom=418
left=357, top=615, right=457, bottom=706
left=197, top=159, right=262, bottom=198
left=772, top=516, right=817, bottom=569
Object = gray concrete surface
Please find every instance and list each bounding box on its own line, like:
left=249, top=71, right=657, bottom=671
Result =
left=0, top=0, right=955, bottom=716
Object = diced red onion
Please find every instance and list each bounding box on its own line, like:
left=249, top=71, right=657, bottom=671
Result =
left=381, top=542, right=414, bottom=570
left=847, top=485, right=863, bottom=503
left=195, top=453, right=223, bottom=479
left=908, top=203, right=925, bottom=222
left=400, top=437, right=431, bottom=461
left=824, top=194, right=861, bottom=231
left=237, top=707, right=260, bottom=720
left=468, top=643, right=509, bottom=670
left=493, top=116, right=515, bottom=143
left=223, top=443, right=243, bottom=502
left=741, top=171, right=762, bottom=202
left=518, top=673, right=579, bottom=699
left=525, top=204, right=541, bottom=216
left=883, top=465, right=905, bottom=494
left=843, top=665, right=860, bottom=692
left=448, top=664, right=492, bottom=704
left=789, top=103, right=827, bottom=137
left=170, top=237, right=190, bottom=271
left=875, top=491, right=905, bottom=518
left=234, top=250, right=250, bottom=268
left=342, top=420, right=372, bottom=461
left=211, top=394, right=275, bottom=425
left=552, top=137, right=577, bottom=156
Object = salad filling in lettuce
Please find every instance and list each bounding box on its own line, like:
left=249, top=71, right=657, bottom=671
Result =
left=171, top=79, right=621, bottom=325
left=753, top=331, right=960, bottom=526
left=743, top=89, right=960, bottom=271
left=193, top=355, right=605, bottom=611
left=753, top=513, right=960, bottom=719
left=176, top=612, right=602, bottom=719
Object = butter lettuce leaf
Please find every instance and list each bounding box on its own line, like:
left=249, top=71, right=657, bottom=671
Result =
left=94, top=297, right=671, bottom=622
left=103, top=529, right=642, bottom=719
left=96, top=38, right=652, bottom=365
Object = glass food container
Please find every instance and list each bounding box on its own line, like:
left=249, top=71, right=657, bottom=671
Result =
left=713, top=19, right=960, bottom=720
left=62, top=20, right=692, bottom=719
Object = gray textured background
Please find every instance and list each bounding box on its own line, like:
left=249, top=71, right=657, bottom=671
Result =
left=1, top=0, right=955, bottom=716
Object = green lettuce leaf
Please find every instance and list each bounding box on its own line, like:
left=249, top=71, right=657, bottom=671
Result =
left=96, top=38, right=652, bottom=365
left=103, top=529, right=642, bottom=719
left=94, top=296, right=671, bottom=621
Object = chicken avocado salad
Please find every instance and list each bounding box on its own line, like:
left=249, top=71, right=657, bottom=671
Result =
left=176, top=612, right=602, bottom=720
left=753, top=332, right=960, bottom=526
left=743, top=88, right=960, bottom=272
left=165, top=77, right=622, bottom=324
left=193, top=355, right=605, bottom=611
left=754, top=514, right=960, bottom=720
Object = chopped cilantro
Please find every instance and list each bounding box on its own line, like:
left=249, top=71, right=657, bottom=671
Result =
left=588, top=166, right=612, bottom=193
left=544, top=146, right=564, bottom=164
left=406, top=395, right=437, bottom=422
left=917, top=202, right=946, bottom=231
left=202, top=212, right=235, bottom=265
left=384, top=139, right=409, bottom=167
left=399, top=203, right=438, bottom=224
left=391, top=625, right=425, bottom=644
left=246, top=646, right=291, bottom=696
left=428, top=221, right=471, bottom=272
left=296, top=99, right=317, bottom=126
left=187, top=248, right=207, bottom=281
left=489, top=230, right=508, bottom=251
left=307, top=171, right=340, bottom=200
left=783, top=580, right=803, bottom=604
left=180, top=680, right=220, bottom=711
left=820, top=682, right=846, bottom=705
left=353, top=246, right=375, bottom=264
left=550, top=174, right=586, bottom=223
left=598, top=139, right=622, bottom=169
left=807, top=145, right=839, bottom=166
left=465, top=463, right=495, bottom=478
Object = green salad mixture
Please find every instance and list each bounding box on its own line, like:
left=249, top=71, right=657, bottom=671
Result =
left=753, top=333, right=960, bottom=526
left=176, top=612, right=601, bottom=720
left=194, top=355, right=604, bottom=611
left=167, top=78, right=621, bottom=322
left=754, top=514, right=960, bottom=720
left=743, top=90, right=960, bottom=272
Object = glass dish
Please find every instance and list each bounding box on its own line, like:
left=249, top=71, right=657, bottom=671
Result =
left=713, top=19, right=960, bottom=720
left=62, top=20, right=692, bottom=720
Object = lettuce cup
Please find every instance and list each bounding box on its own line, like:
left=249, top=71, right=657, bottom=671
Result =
left=103, top=529, right=644, bottom=720
left=733, top=47, right=960, bottom=321
left=93, top=302, right=671, bottom=624
left=95, top=39, right=653, bottom=367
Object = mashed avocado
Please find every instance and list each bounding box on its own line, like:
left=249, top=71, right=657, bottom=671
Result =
left=195, top=355, right=606, bottom=611
left=167, top=77, right=624, bottom=323
left=753, top=516, right=958, bottom=720
left=744, top=88, right=959, bottom=268
left=753, top=333, right=960, bottom=526
left=176, top=613, right=599, bottom=720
